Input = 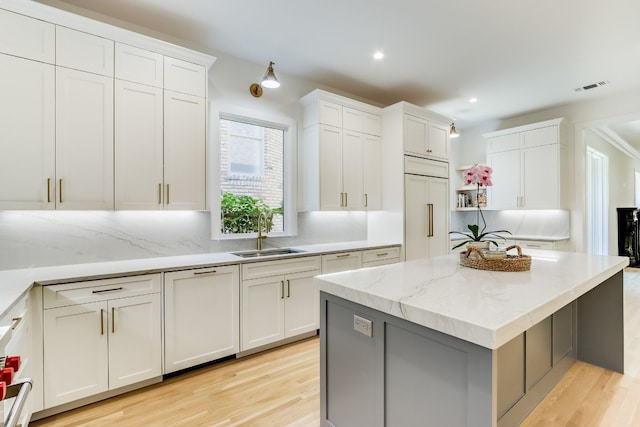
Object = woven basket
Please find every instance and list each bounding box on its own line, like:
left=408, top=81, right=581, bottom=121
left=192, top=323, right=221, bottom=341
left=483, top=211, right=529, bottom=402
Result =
left=460, top=245, right=531, bottom=272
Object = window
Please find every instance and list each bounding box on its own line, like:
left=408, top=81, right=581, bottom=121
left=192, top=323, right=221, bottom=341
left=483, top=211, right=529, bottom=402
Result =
left=219, top=117, right=286, bottom=235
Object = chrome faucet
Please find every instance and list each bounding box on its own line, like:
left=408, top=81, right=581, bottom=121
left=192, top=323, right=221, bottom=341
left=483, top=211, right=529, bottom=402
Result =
left=257, top=212, right=271, bottom=250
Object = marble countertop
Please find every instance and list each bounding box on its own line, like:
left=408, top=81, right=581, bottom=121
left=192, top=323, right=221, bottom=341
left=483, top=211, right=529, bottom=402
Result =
left=0, top=240, right=399, bottom=320
left=315, top=250, right=628, bottom=349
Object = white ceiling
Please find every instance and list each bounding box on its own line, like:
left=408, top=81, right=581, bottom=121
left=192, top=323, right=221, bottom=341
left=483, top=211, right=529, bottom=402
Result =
left=35, top=0, right=640, bottom=130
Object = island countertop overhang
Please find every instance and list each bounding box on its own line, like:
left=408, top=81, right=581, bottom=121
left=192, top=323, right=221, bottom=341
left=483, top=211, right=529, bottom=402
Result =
left=314, top=250, right=628, bottom=349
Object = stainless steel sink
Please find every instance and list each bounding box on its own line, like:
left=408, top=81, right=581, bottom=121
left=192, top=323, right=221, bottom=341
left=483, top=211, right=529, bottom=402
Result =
left=231, top=248, right=306, bottom=258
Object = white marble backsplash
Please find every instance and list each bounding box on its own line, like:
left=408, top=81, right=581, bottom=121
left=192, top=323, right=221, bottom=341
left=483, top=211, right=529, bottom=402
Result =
left=450, top=209, right=570, bottom=238
left=0, top=211, right=368, bottom=270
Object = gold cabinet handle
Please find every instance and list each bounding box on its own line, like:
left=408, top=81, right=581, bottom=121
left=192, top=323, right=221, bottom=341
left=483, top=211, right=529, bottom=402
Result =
left=336, top=253, right=351, bottom=258
left=193, top=269, right=218, bottom=276
left=281, top=281, right=285, bottom=299
left=59, top=179, right=63, bottom=203
left=158, top=183, right=162, bottom=205
left=11, top=317, right=22, bottom=330
left=339, top=192, right=344, bottom=207
left=47, top=178, right=51, bottom=203
left=427, top=203, right=434, bottom=237
left=100, top=309, right=104, bottom=335
left=92, top=287, right=123, bottom=294
left=287, top=279, right=291, bottom=298
left=376, top=252, right=389, bottom=257
left=364, top=193, right=368, bottom=208
left=166, top=184, right=170, bottom=205
left=344, top=192, right=348, bottom=207
left=112, top=306, right=115, bottom=333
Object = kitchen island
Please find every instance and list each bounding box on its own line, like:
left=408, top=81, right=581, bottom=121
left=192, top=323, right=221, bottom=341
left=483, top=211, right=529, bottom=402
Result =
left=315, top=250, right=628, bottom=427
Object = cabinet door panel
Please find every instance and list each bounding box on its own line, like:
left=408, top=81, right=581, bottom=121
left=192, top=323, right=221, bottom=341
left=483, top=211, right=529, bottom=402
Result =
left=404, top=174, right=429, bottom=261
left=525, top=316, right=552, bottom=391
left=428, top=121, right=449, bottom=160
left=342, top=131, right=364, bottom=210
left=488, top=133, right=519, bottom=153
left=319, top=125, right=343, bottom=210
left=0, top=54, right=55, bottom=209
left=241, top=276, right=285, bottom=351
left=497, top=334, right=525, bottom=418
left=363, top=135, right=382, bottom=210
left=108, top=294, right=162, bottom=389
left=521, top=126, right=558, bottom=149
left=115, top=43, right=164, bottom=87
left=0, top=9, right=55, bottom=63
left=404, top=114, right=428, bottom=155
left=522, top=145, right=558, bottom=208
left=488, top=150, right=520, bottom=209
left=115, top=80, right=164, bottom=209
left=56, top=67, right=114, bottom=209
left=56, top=26, right=114, bottom=76
left=164, top=91, right=206, bottom=210
left=285, top=270, right=321, bottom=336
left=319, top=100, right=342, bottom=127
left=44, top=302, right=108, bottom=408
left=427, top=177, right=449, bottom=258
left=164, top=56, right=205, bottom=97
left=321, top=252, right=362, bottom=274
left=164, top=266, right=240, bottom=373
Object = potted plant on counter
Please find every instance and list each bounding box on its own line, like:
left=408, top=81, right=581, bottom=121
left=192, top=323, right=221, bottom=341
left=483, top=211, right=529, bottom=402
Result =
left=449, top=164, right=511, bottom=250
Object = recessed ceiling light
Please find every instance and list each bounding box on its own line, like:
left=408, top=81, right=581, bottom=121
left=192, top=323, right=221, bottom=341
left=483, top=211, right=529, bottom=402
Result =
left=469, top=97, right=478, bottom=103
left=373, top=51, right=384, bottom=60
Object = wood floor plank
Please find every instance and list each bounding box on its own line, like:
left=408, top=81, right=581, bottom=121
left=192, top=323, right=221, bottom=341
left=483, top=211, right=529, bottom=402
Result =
left=32, top=271, right=640, bottom=426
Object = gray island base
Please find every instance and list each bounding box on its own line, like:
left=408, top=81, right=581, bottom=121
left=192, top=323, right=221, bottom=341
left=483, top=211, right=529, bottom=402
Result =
left=316, top=251, right=626, bottom=427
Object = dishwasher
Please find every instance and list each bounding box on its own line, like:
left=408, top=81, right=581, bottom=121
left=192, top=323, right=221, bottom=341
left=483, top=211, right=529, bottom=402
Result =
left=1, top=321, right=32, bottom=427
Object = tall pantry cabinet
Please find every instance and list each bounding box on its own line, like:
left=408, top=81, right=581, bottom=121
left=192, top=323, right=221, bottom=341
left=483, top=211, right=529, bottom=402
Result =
left=368, top=102, right=452, bottom=261
left=0, top=3, right=214, bottom=211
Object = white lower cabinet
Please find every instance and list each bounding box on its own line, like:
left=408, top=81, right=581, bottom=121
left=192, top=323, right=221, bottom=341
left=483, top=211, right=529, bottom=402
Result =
left=241, top=256, right=321, bottom=351
left=42, top=274, right=161, bottom=408
left=164, top=265, right=239, bottom=374
left=362, top=246, right=401, bottom=267
left=321, top=251, right=362, bottom=274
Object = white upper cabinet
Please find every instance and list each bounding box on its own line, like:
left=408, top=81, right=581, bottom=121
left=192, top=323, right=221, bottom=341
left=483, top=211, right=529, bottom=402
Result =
left=164, top=56, right=206, bottom=97
left=485, top=118, right=571, bottom=210
left=164, top=91, right=206, bottom=210
left=115, top=80, right=164, bottom=210
left=0, top=54, right=55, bottom=209
left=0, top=8, right=55, bottom=63
left=56, top=67, right=114, bottom=210
left=404, top=114, right=449, bottom=160
left=56, top=26, right=114, bottom=76
left=300, top=89, right=383, bottom=211
left=115, top=43, right=163, bottom=87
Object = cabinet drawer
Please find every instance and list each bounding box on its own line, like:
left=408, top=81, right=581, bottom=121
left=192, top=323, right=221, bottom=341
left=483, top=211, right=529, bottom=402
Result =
left=362, top=247, right=400, bottom=264
left=404, top=156, right=448, bottom=178
left=115, top=43, right=164, bottom=87
left=164, top=56, right=205, bottom=97
left=515, top=240, right=554, bottom=250
left=56, top=26, right=114, bottom=76
left=0, top=9, right=55, bottom=63
left=321, top=252, right=362, bottom=274
left=43, top=274, right=161, bottom=309
left=242, top=256, right=321, bottom=280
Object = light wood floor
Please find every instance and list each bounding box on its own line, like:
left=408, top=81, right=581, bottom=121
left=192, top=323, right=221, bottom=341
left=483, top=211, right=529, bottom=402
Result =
left=32, top=270, right=640, bottom=426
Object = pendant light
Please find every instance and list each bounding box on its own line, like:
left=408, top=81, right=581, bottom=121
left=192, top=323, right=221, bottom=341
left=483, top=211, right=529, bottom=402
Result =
left=450, top=123, right=459, bottom=138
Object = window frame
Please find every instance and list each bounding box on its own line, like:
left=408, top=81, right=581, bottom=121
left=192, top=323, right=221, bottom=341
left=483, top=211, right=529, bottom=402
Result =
left=210, top=107, right=297, bottom=240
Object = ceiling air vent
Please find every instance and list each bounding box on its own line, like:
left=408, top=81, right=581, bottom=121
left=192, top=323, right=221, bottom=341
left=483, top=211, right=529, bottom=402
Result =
left=575, top=80, right=609, bottom=92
